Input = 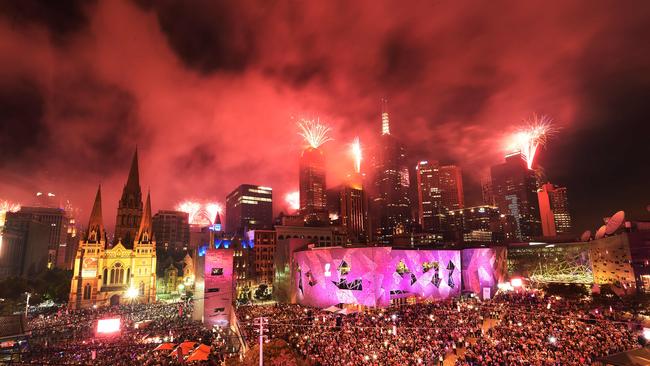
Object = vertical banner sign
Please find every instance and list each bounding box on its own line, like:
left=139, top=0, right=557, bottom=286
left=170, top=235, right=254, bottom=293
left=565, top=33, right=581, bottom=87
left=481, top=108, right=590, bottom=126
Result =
left=204, top=249, right=234, bottom=328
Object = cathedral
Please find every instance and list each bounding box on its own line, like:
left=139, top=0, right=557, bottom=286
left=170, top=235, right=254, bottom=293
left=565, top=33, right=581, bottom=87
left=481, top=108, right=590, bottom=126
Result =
left=69, top=151, right=157, bottom=309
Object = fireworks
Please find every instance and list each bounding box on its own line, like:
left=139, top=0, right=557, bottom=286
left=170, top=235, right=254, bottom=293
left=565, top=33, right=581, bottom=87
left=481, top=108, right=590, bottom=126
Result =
left=351, top=137, right=362, bottom=173
left=176, top=200, right=222, bottom=226
left=298, top=118, right=333, bottom=149
left=0, top=200, right=21, bottom=226
left=508, top=114, right=555, bottom=169
left=284, top=191, right=300, bottom=212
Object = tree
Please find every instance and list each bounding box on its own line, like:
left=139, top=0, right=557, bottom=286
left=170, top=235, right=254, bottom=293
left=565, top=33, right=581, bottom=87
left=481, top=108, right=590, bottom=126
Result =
left=226, top=339, right=309, bottom=366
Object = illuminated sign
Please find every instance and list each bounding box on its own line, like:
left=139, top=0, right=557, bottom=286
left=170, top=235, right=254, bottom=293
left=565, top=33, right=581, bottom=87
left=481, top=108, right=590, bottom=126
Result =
left=97, top=318, right=121, bottom=334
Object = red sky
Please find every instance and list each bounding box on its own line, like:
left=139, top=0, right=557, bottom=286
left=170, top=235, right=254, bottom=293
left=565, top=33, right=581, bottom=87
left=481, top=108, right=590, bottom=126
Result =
left=0, top=0, right=649, bottom=232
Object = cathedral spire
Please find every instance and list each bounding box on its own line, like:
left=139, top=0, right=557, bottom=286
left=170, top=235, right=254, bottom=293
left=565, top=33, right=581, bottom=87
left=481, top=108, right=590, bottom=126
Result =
left=125, top=147, right=140, bottom=192
left=381, top=98, right=390, bottom=135
left=86, top=185, right=105, bottom=243
left=136, top=190, right=153, bottom=244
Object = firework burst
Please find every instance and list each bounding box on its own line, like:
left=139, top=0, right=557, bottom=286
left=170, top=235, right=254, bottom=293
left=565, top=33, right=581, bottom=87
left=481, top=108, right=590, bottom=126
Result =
left=351, top=137, right=362, bottom=173
left=176, top=200, right=222, bottom=226
left=284, top=191, right=300, bottom=212
left=508, top=114, right=556, bottom=169
left=298, top=118, right=333, bottom=149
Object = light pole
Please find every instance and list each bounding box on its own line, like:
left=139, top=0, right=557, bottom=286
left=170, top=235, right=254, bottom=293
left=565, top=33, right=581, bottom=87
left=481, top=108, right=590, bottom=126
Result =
left=24, top=292, right=31, bottom=317
left=254, top=317, right=268, bottom=366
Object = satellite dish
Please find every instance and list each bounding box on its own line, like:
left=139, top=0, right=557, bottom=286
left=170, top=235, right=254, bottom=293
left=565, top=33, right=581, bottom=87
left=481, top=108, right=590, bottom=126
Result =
left=605, top=211, right=625, bottom=235
left=580, top=230, right=592, bottom=242
left=594, top=225, right=607, bottom=240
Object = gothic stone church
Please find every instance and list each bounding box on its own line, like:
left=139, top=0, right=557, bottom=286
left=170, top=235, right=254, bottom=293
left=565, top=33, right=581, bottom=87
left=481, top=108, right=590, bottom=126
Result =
left=69, top=150, right=157, bottom=308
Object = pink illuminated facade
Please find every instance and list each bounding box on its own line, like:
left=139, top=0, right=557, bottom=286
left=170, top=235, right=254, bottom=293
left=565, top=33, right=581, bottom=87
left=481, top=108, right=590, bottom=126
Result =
left=292, top=246, right=505, bottom=308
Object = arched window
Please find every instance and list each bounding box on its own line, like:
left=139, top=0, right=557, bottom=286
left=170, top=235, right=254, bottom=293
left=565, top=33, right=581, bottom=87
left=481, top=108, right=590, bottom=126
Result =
left=126, top=268, right=130, bottom=283
left=83, top=283, right=91, bottom=300
left=139, top=282, right=145, bottom=296
left=110, top=263, right=125, bottom=284
left=103, top=268, right=108, bottom=284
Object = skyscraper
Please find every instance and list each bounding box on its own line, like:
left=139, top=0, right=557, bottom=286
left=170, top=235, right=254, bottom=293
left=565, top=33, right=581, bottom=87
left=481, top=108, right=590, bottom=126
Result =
left=538, top=183, right=573, bottom=237
left=415, top=161, right=465, bottom=235
left=299, top=147, right=328, bottom=225
left=225, top=184, right=273, bottom=234
left=415, top=161, right=444, bottom=234
left=439, top=165, right=464, bottom=211
left=340, top=173, right=369, bottom=243
left=371, top=100, right=411, bottom=243
left=114, top=149, right=143, bottom=245
left=490, top=152, right=542, bottom=240
left=15, top=206, right=75, bottom=269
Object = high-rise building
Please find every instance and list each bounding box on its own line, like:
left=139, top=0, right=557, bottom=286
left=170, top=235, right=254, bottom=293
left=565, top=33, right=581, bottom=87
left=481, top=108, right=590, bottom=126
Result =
left=0, top=212, right=49, bottom=278
left=415, top=161, right=444, bottom=234
left=225, top=184, right=273, bottom=234
left=152, top=210, right=190, bottom=252
left=538, top=183, right=573, bottom=237
left=490, top=153, right=542, bottom=240
left=439, top=165, right=464, bottom=211
left=371, top=100, right=411, bottom=243
left=415, top=161, right=465, bottom=235
left=340, top=173, right=369, bottom=243
left=14, top=206, right=75, bottom=269
left=114, top=149, right=143, bottom=245
left=446, top=205, right=517, bottom=243
left=299, top=146, right=328, bottom=225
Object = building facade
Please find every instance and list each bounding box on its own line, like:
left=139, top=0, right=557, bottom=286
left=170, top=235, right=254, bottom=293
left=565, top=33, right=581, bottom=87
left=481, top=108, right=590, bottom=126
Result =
left=152, top=210, right=190, bottom=252
left=0, top=213, right=49, bottom=278
left=69, top=183, right=156, bottom=308
left=538, top=183, right=573, bottom=237
left=299, top=148, right=329, bottom=226
left=225, top=184, right=273, bottom=234
left=490, top=153, right=542, bottom=240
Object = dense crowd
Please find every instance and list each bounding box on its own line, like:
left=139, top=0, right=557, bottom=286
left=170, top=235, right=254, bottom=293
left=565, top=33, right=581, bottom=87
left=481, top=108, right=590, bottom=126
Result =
left=237, top=292, right=643, bottom=366
left=21, top=301, right=237, bottom=365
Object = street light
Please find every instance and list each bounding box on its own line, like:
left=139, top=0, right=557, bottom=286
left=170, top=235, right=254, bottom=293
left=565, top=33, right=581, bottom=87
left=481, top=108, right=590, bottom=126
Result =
left=126, top=287, right=139, bottom=300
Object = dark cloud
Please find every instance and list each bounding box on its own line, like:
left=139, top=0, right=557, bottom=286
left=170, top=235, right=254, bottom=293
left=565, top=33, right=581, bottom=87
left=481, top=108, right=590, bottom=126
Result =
left=0, top=77, right=47, bottom=164
left=142, top=0, right=258, bottom=74
left=0, top=0, right=94, bottom=40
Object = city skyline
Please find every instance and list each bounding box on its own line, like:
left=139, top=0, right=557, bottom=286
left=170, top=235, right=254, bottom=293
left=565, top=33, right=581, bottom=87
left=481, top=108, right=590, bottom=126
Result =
left=0, top=1, right=649, bottom=235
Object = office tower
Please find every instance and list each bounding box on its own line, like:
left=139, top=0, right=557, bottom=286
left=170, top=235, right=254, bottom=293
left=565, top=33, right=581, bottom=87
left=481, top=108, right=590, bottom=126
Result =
left=446, top=205, right=514, bottom=243
left=371, top=100, right=411, bottom=243
left=439, top=165, right=464, bottom=210
left=415, top=161, right=444, bottom=234
left=152, top=210, right=190, bottom=252
left=340, top=173, right=369, bottom=243
left=114, top=149, right=143, bottom=245
left=16, top=206, right=75, bottom=269
left=0, top=212, right=49, bottom=278
left=538, top=183, right=573, bottom=237
left=225, top=184, right=273, bottom=234
left=415, top=161, right=465, bottom=234
left=481, top=177, right=496, bottom=206
left=490, top=153, right=542, bottom=240
left=299, top=145, right=328, bottom=225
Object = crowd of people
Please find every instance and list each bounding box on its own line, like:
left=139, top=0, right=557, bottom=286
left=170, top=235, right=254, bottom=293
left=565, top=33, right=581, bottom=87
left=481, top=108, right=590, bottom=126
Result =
left=237, top=292, right=644, bottom=366
left=12, top=291, right=644, bottom=365
left=21, top=301, right=237, bottom=365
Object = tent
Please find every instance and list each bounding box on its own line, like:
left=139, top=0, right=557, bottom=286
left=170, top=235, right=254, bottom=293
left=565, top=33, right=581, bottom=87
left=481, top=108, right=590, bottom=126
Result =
left=186, top=344, right=211, bottom=362
left=153, top=343, right=175, bottom=351
left=337, top=308, right=358, bottom=315
left=173, top=341, right=197, bottom=355
left=324, top=306, right=340, bottom=313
